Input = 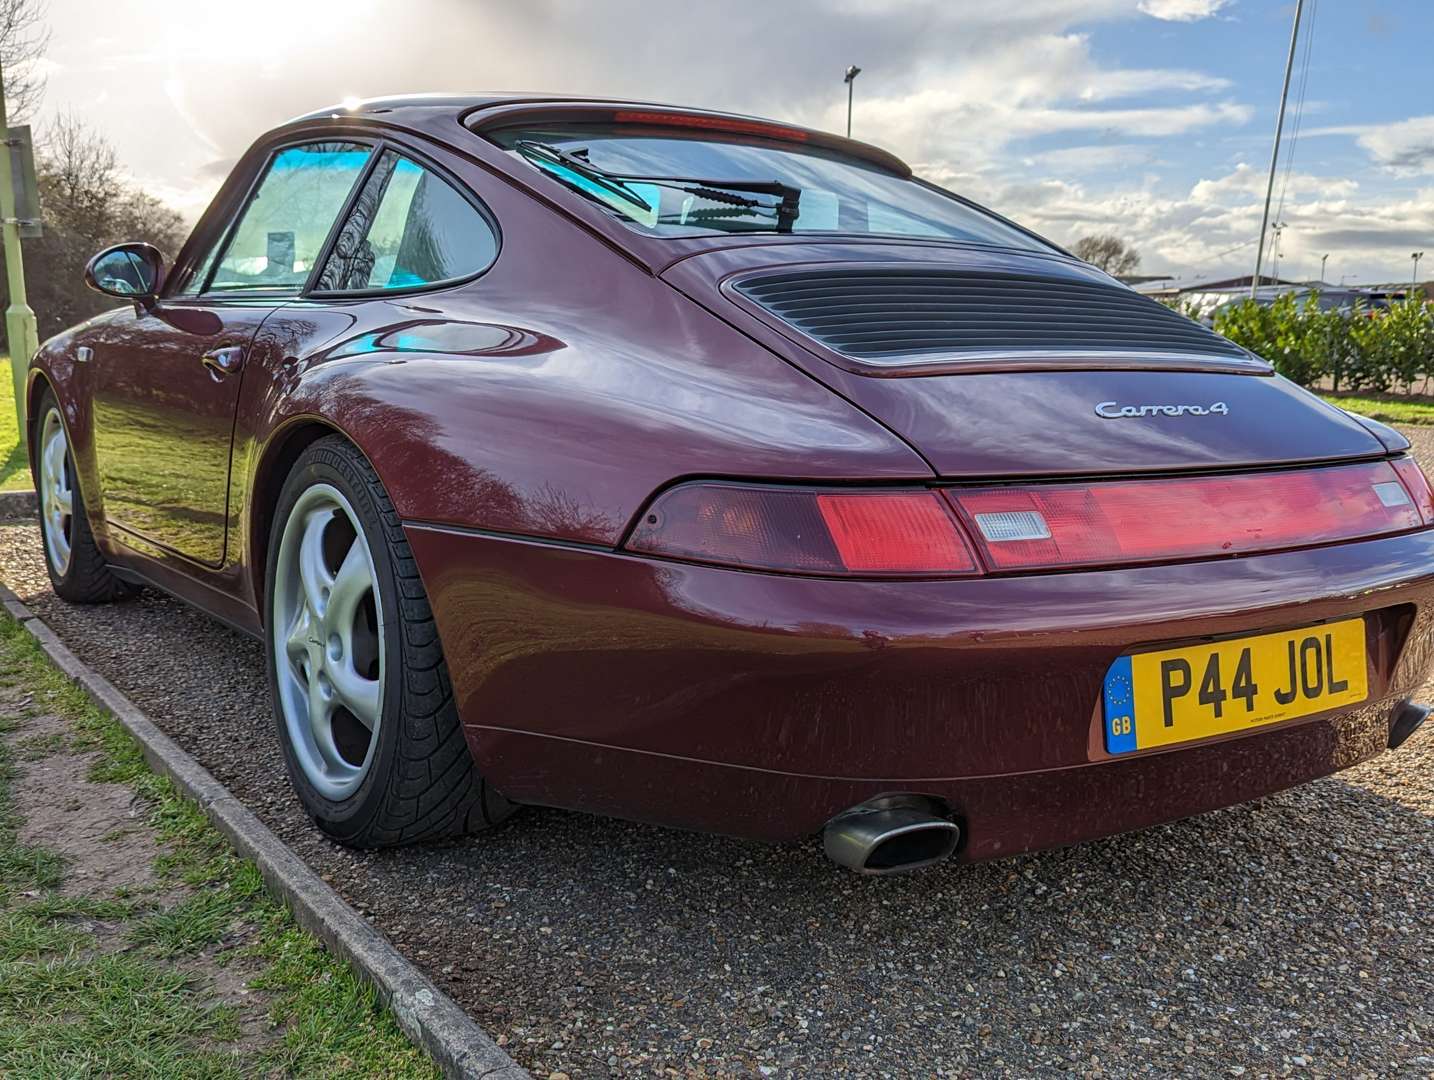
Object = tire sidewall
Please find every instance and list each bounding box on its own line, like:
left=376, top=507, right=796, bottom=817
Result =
left=264, top=443, right=405, bottom=841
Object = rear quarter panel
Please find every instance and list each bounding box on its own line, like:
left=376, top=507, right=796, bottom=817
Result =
left=234, top=140, right=929, bottom=606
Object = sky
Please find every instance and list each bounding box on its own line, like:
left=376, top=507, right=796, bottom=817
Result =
left=23, top=0, right=1434, bottom=285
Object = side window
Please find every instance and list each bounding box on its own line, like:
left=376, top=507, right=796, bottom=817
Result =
left=315, top=150, right=497, bottom=292
left=199, top=142, right=372, bottom=294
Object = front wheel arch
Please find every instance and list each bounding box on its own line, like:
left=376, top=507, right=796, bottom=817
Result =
left=25, top=370, right=56, bottom=485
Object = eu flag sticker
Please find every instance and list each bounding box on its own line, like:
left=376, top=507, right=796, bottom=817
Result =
left=1103, top=655, right=1137, bottom=755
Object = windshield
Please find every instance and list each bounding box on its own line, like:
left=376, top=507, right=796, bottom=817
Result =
left=489, top=124, right=1050, bottom=251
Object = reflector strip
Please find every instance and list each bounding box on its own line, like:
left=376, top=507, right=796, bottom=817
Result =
left=948, top=460, right=1425, bottom=572
left=624, top=459, right=1433, bottom=579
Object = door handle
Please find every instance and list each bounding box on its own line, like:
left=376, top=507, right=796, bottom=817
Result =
left=201, top=346, right=246, bottom=379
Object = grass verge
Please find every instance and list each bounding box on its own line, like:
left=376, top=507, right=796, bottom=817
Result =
left=1321, top=390, right=1434, bottom=426
left=0, top=614, right=440, bottom=1078
left=0, top=357, right=27, bottom=492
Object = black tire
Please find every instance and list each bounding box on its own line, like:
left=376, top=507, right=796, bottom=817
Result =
left=32, top=389, right=133, bottom=604
left=264, top=434, right=514, bottom=847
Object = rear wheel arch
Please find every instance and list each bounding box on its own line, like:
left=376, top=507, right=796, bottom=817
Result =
left=248, top=417, right=413, bottom=624
left=249, top=419, right=348, bottom=617
left=261, top=430, right=515, bottom=844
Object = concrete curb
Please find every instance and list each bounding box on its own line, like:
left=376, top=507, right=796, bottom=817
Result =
left=0, top=582, right=529, bottom=1080
left=0, top=489, right=36, bottom=516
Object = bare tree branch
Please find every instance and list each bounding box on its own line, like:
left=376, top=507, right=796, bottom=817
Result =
left=4, top=115, right=189, bottom=345
left=1071, top=233, right=1142, bottom=278
left=0, top=0, right=50, bottom=121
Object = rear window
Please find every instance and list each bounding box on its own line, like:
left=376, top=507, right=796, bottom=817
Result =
left=489, top=124, right=1049, bottom=251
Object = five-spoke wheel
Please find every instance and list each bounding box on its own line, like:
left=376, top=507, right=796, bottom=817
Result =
left=265, top=435, right=512, bottom=846
left=272, top=483, right=384, bottom=800
left=37, top=406, right=75, bottom=577
left=33, top=391, right=130, bottom=604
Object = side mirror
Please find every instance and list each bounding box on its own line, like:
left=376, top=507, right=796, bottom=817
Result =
left=84, top=242, right=165, bottom=308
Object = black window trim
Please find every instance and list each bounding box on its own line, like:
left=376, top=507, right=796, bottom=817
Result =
left=163, top=130, right=502, bottom=305
left=175, top=136, right=381, bottom=302
left=302, top=138, right=503, bottom=301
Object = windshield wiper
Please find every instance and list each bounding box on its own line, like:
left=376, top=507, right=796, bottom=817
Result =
left=512, top=141, right=802, bottom=233
left=513, top=139, right=653, bottom=214
left=623, top=176, right=802, bottom=233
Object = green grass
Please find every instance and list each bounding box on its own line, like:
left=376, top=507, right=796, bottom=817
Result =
left=1320, top=391, right=1434, bottom=426
left=0, top=616, right=441, bottom=1078
left=0, top=357, right=27, bottom=492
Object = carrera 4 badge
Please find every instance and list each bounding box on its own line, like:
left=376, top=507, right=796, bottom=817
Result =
left=1095, top=400, right=1230, bottom=419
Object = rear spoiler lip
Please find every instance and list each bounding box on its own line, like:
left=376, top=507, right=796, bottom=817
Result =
left=462, top=99, right=913, bottom=177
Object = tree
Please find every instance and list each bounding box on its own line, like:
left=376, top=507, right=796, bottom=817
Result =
left=0, top=0, right=49, bottom=121
left=1071, top=233, right=1142, bottom=277
left=14, top=115, right=188, bottom=342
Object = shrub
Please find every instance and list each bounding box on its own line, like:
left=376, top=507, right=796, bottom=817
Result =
left=1207, top=293, right=1434, bottom=392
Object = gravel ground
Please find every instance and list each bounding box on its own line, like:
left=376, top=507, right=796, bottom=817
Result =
left=3, top=432, right=1434, bottom=1078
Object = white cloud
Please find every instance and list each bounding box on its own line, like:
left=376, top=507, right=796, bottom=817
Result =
left=1353, top=116, right=1434, bottom=174
left=32, top=0, right=1429, bottom=283
left=1024, top=144, right=1162, bottom=172
left=1138, top=0, right=1232, bottom=21
left=1077, top=68, right=1231, bottom=101
left=1189, top=162, right=1359, bottom=205
left=960, top=163, right=1415, bottom=285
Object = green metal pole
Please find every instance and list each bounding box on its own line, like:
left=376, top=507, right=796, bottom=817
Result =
left=0, top=55, right=39, bottom=460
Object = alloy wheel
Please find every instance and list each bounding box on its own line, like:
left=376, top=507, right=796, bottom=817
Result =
left=38, top=408, right=74, bottom=577
left=272, top=483, right=385, bottom=800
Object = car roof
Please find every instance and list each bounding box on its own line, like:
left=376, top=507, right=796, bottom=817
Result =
left=290, top=92, right=577, bottom=121
left=287, top=92, right=912, bottom=176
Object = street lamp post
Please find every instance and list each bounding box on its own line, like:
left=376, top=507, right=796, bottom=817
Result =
left=1320, top=253, right=1329, bottom=283
left=1269, top=221, right=1286, bottom=288
left=844, top=65, right=861, bottom=138
left=1413, top=251, right=1425, bottom=296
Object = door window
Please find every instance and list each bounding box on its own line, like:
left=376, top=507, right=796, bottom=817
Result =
left=315, top=150, right=497, bottom=292
left=200, top=142, right=373, bottom=295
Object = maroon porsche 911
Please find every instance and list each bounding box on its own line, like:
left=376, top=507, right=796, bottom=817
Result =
left=29, top=94, right=1433, bottom=874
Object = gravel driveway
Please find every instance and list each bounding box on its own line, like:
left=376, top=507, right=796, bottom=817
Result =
left=2, top=430, right=1432, bottom=1078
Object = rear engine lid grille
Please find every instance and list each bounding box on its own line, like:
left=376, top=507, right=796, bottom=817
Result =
left=734, top=267, right=1254, bottom=368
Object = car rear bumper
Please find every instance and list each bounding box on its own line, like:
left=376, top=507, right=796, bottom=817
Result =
left=405, top=522, right=1434, bottom=857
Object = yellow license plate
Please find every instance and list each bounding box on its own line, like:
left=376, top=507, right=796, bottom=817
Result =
left=1102, top=618, right=1368, bottom=754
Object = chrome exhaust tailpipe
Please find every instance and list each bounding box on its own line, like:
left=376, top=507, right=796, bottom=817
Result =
left=823, top=796, right=961, bottom=875
left=1390, top=700, right=1430, bottom=750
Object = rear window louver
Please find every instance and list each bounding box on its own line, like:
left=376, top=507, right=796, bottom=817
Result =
left=734, top=268, right=1251, bottom=366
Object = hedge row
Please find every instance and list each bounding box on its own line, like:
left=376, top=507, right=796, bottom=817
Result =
left=1197, top=293, right=1434, bottom=393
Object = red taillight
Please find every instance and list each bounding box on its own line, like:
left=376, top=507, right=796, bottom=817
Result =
left=625, top=484, right=977, bottom=576
left=948, top=460, right=1424, bottom=572
left=611, top=109, right=811, bottom=142
left=1391, top=456, right=1434, bottom=524
left=626, top=463, right=1429, bottom=578
left=815, top=493, right=977, bottom=572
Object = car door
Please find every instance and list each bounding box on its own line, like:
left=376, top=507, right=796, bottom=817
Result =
left=87, top=140, right=375, bottom=566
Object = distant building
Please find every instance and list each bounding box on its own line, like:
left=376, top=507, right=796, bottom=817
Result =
left=1131, top=274, right=1410, bottom=323
left=1131, top=273, right=1304, bottom=299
